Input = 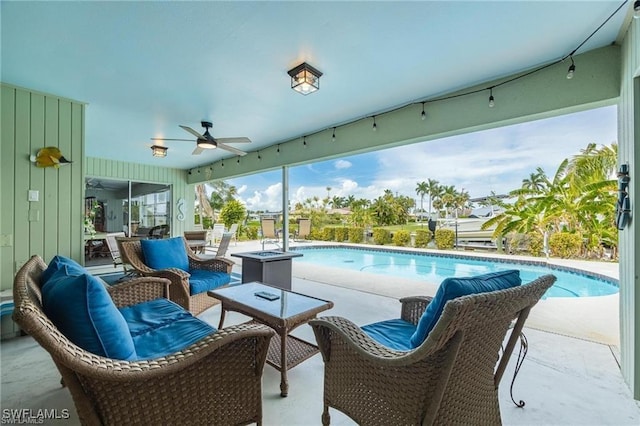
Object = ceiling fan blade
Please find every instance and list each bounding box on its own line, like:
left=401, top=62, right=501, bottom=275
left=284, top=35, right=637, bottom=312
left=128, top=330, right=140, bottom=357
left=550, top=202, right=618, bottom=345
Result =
left=151, top=138, right=194, bottom=142
left=179, top=125, right=205, bottom=139
left=217, top=137, right=251, bottom=144
left=192, top=146, right=205, bottom=155
left=217, top=143, right=247, bottom=156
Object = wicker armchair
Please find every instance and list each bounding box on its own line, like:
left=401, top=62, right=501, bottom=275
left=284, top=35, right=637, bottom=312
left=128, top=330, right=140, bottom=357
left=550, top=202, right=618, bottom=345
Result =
left=13, top=255, right=274, bottom=426
left=309, top=274, right=556, bottom=426
left=120, top=237, right=234, bottom=315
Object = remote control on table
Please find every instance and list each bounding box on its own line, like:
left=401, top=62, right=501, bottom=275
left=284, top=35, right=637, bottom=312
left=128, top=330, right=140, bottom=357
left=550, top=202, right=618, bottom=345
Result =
left=254, top=291, right=280, bottom=301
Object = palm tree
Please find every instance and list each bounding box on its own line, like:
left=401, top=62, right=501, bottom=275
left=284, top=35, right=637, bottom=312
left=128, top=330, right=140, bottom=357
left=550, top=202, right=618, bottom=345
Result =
left=426, top=178, right=440, bottom=221
left=415, top=181, right=428, bottom=221
left=521, top=167, right=547, bottom=193
left=195, top=184, right=215, bottom=225
left=440, top=185, right=457, bottom=218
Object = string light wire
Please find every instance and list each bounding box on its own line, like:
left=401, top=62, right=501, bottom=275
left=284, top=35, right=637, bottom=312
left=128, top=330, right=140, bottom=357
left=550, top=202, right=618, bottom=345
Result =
left=204, top=1, right=627, bottom=174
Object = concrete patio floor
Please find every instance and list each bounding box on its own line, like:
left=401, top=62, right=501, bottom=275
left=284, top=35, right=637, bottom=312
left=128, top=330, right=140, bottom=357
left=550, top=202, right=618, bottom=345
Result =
left=1, top=240, right=638, bottom=425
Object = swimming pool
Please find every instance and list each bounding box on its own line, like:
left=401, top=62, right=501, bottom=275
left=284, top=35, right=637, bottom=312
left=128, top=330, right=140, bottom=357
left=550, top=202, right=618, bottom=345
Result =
left=292, top=246, right=618, bottom=298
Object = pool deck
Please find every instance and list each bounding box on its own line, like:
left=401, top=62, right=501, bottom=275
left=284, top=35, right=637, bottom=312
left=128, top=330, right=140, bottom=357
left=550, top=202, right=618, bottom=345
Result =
left=278, top=241, right=620, bottom=346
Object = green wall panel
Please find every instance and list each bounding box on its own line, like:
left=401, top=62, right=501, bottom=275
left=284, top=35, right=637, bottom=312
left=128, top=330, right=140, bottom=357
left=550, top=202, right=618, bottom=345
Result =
left=618, top=18, right=640, bottom=400
left=0, top=86, right=16, bottom=293
left=0, top=84, right=85, bottom=291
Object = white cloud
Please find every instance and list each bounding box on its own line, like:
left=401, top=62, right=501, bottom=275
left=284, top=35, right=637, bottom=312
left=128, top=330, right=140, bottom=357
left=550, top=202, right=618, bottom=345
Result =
left=334, top=159, right=352, bottom=169
left=236, top=184, right=247, bottom=194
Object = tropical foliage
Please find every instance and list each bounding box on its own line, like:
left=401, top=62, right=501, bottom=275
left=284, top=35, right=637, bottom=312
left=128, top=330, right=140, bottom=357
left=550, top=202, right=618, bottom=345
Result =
left=483, top=143, right=618, bottom=259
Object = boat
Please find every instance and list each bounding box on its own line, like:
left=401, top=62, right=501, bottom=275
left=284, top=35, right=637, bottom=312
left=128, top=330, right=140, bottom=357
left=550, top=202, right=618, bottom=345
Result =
left=438, top=209, right=500, bottom=243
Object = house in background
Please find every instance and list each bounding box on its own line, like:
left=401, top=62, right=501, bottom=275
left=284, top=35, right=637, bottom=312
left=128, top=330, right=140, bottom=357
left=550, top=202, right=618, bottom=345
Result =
left=1, top=1, right=639, bottom=399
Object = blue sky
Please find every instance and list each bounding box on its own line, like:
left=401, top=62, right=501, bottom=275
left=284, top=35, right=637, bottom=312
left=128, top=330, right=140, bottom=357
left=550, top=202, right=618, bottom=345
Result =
left=228, top=105, right=617, bottom=212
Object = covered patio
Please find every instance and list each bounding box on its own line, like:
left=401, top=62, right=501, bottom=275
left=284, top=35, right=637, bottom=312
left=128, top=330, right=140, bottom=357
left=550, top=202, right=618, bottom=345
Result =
left=2, top=1, right=640, bottom=422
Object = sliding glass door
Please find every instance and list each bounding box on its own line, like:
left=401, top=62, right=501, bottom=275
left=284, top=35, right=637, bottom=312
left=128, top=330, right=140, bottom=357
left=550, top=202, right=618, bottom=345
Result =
left=84, top=178, right=171, bottom=266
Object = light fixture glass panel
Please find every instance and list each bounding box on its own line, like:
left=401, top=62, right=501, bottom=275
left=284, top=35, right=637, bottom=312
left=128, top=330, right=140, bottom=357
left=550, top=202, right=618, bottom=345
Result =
left=151, top=145, right=168, bottom=157
left=288, top=62, right=322, bottom=95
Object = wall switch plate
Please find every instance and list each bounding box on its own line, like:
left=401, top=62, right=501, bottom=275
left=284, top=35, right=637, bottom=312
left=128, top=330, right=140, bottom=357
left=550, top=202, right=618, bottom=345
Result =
left=28, top=190, right=39, bottom=202
left=0, top=234, right=12, bottom=247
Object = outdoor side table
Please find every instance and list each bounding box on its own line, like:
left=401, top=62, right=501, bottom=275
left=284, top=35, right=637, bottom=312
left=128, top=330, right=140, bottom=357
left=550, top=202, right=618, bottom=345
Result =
left=231, top=250, right=303, bottom=290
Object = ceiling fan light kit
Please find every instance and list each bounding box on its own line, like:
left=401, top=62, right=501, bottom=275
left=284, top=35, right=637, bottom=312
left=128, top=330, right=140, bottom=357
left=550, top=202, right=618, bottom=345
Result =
left=151, top=120, right=251, bottom=156
left=196, top=121, right=217, bottom=149
left=150, top=145, right=168, bottom=157
left=288, top=62, right=322, bottom=95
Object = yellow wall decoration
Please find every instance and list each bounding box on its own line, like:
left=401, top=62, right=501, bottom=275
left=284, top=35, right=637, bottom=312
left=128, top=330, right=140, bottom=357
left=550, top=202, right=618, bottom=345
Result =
left=31, top=146, right=72, bottom=168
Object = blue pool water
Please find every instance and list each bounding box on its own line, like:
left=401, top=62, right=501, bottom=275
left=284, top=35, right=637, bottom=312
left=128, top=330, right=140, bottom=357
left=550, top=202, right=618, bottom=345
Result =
left=292, top=246, right=618, bottom=298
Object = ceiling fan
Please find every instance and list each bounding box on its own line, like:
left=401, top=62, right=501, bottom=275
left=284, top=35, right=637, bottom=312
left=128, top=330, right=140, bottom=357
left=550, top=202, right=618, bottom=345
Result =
left=151, top=121, right=251, bottom=156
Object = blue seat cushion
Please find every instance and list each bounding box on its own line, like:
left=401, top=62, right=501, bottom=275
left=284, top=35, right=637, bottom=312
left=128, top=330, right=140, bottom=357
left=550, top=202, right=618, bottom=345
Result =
left=140, top=236, right=189, bottom=272
left=42, top=267, right=136, bottom=360
left=41, top=255, right=87, bottom=285
left=188, top=269, right=231, bottom=295
left=362, top=318, right=416, bottom=351
left=119, top=298, right=216, bottom=360
left=409, top=270, right=522, bottom=348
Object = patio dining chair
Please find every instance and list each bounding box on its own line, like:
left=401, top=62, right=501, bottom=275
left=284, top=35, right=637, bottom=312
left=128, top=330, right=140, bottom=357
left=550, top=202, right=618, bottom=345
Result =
left=184, top=230, right=208, bottom=254
left=104, top=232, right=138, bottom=281
left=213, top=232, right=233, bottom=258
left=228, top=223, right=239, bottom=245
left=212, top=223, right=226, bottom=244
left=260, top=218, right=280, bottom=250
left=310, top=273, right=556, bottom=425
left=295, top=218, right=311, bottom=241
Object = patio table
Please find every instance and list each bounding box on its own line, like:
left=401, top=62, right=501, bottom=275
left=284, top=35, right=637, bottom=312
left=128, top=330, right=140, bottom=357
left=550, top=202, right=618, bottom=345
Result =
left=208, top=282, right=333, bottom=397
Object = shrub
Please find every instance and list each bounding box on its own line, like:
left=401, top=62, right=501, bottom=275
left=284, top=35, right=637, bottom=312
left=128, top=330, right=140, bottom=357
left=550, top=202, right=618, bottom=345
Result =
left=348, top=227, right=364, bottom=243
left=219, top=200, right=246, bottom=229
left=414, top=229, right=432, bottom=248
left=392, top=230, right=411, bottom=247
left=309, top=229, right=323, bottom=240
left=527, top=232, right=544, bottom=256
left=549, top=232, right=582, bottom=258
left=321, top=227, right=335, bottom=241
left=244, top=225, right=258, bottom=240
left=334, top=227, right=348, bottom=242
left=434, top=229, right=455, bottom=250
left=373, top=228, right=391, bottom=245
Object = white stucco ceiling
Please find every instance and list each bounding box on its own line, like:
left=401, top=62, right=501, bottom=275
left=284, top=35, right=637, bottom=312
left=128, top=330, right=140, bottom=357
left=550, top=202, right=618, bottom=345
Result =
left=1, top=1, right=631, bottom=170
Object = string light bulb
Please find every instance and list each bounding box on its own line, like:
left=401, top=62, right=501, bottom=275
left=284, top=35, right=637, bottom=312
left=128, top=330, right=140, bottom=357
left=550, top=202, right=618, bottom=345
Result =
left=566, top=56, right=576, bottom=79
left=237, top=157, right=240, bottom=164
left=277, top=144, right=280, bottom=155
left=488, top=88, right=495, bottom=108
left=303, top=136, right=307, bottom=147
left=372, top=116, right=377, bottom=131
left=421, top=102, right=426, bottom=120
left=221, top=161, right=224, bottom=168
left=332, top=127, right=336, bottom=142
left=634, top=0, right=640, bottom=19
left=257, top=151, right=261, bottom=160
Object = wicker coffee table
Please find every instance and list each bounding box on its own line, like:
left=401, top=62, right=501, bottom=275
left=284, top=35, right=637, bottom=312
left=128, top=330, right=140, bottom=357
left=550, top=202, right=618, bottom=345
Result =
left=208, top=282, right=333, bottom=397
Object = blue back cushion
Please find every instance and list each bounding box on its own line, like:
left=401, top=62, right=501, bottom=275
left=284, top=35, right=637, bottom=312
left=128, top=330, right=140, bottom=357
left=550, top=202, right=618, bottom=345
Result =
left=409, top=270, right=522, bottom=348
left=140, top=236, right=189, bottom=272
left=41, top=255, right=86, bottom=285
left=42, top=267, right=137, bottom=360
